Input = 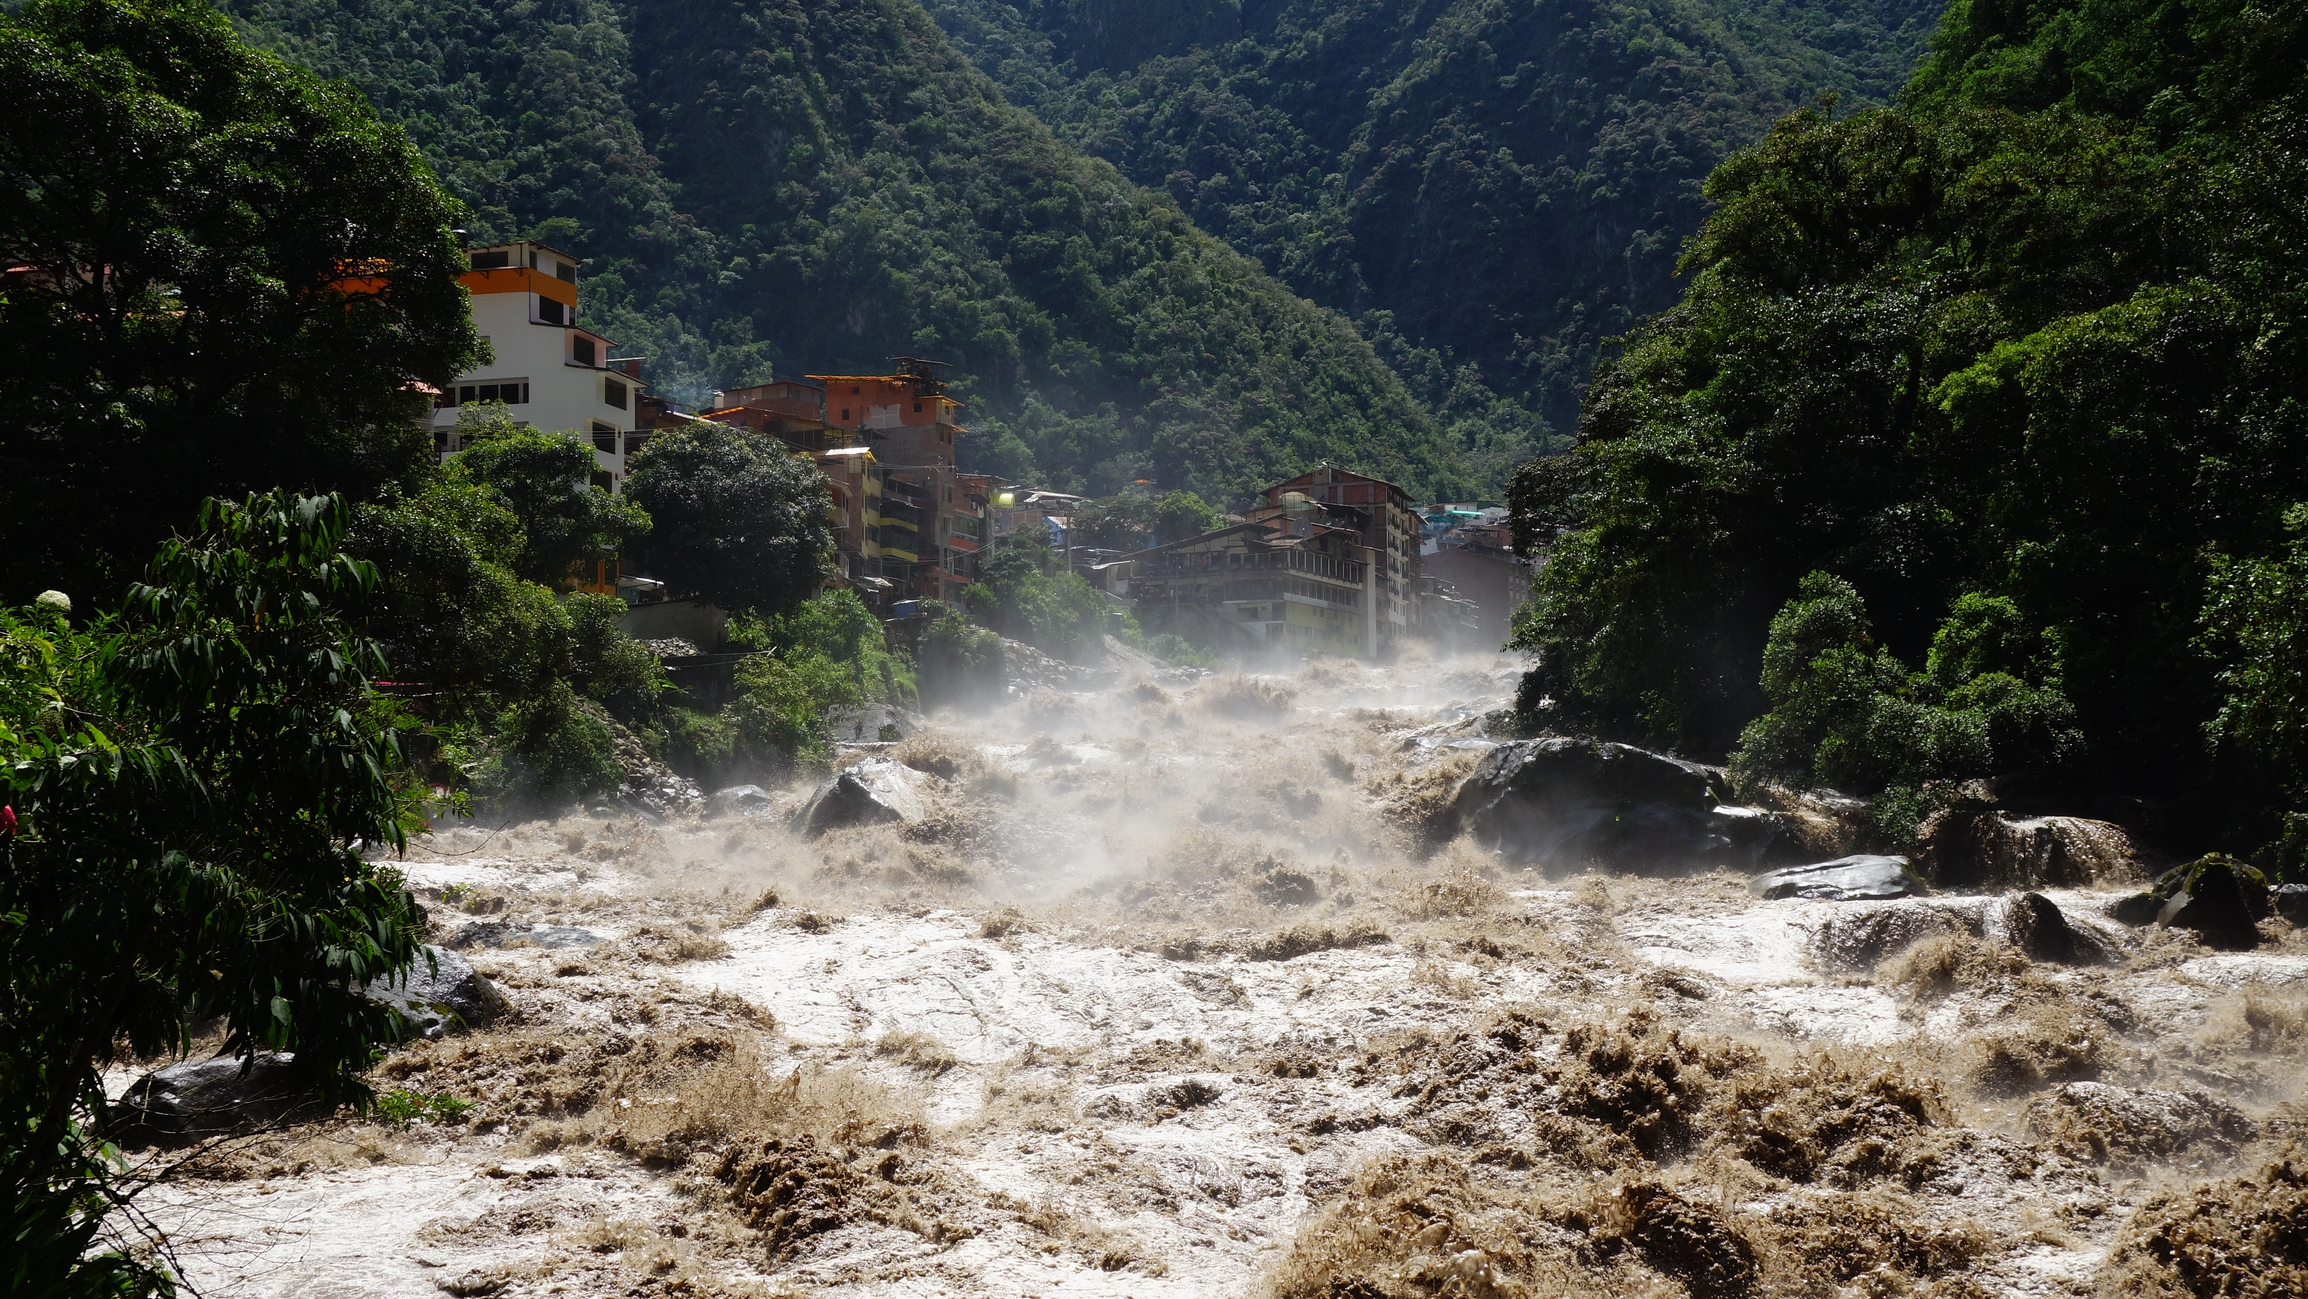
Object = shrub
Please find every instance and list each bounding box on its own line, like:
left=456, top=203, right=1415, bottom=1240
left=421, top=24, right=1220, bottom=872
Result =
left=479, top=680, right=622, bottom=806
left=1731, top=574, right=2080, bottom=793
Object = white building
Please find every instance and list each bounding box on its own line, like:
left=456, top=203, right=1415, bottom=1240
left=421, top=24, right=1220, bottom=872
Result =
left=428, top=241, right=646, bottom=490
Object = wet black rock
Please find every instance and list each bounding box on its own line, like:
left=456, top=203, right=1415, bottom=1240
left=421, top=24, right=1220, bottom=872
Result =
left=449, top=919, right=603, bottom=950
left=365, top=946, right=508, bottom=1039
left=1750, top=855, right=1918, bottom=901
left=1997, top=891, right=2114, bottom=964
left=2275, top=883, right=2308, bottom=924
left=705, top=784, right=775, bottom=818
left=2109, top=892, right=2164, bottom=926
left=1452, top=737, right=1792, bottom=874
left=792, top=757, right=927, bottom=837
left=114, top=1052, right=328, bottom=1140
left=2156, top=856, right=2269, bottom=951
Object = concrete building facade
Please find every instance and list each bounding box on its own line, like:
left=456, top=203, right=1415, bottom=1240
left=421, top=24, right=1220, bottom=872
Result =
left=428, top=241, right=646, bottom=489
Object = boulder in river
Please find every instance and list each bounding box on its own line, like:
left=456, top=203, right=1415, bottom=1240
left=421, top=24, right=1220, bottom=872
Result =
left=364, top=945, right=508, bottom=1039
left=115, top=1052, right=327, bottom=1140
left=1750, top=854, right=1918, bottom=901
left=826, top=702, right=926, bottom=744
left=1451, top=737, right=1793, bottom=873
left=2274, top=883, right=2308, bottom=924
left=449, top=919, right=604, bottom=950
left=1995, top=891, right=2115, bottom=964
left=792, top=757, right=929, bottom=837
left=2155, top=855, right=2269, bottom=950
left=705, top=784, right=775, bottom=818
left=1913, top=803, right=2139, bottom=890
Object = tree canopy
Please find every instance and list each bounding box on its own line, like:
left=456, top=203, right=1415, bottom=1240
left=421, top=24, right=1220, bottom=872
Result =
left=1, top=491, right=426, bottom=1294
left=0, top=0, right=482, bottom=605
left=1511, top=0, right=2308, bottom=857
left=623, top=423, right=833, bottom=616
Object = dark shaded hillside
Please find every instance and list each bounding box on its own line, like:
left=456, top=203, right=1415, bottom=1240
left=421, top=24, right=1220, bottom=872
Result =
left=922, top=0, right=1942, bottom=481
left=223, top=0, right=1462, bottom=503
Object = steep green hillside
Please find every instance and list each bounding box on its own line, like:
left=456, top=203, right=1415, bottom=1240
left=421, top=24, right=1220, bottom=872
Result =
left=922, top=0, right=1942, bottom=479
left=222, top=0, right=1462, bottom=503
left=1512, top=0, right=2308, bottom=854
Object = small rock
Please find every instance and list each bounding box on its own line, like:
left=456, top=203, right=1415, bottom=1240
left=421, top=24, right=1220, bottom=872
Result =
left=2274, top=883, right=2308, bottom=924
left=365, top=946, right=508, bottom=1039
left=791, top=757, right=929, bottom=837
left=2108, top=892, right=2163, bottom=926
left=1750, top=854, right=1918, bottom=901
left=114, top=1052, right=327, bottom=1139
left=705, top=784, right=775, bottom=818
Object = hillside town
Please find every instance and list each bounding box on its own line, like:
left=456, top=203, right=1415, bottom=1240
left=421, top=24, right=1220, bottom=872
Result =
left=428, top=238, right=1520, bottom=659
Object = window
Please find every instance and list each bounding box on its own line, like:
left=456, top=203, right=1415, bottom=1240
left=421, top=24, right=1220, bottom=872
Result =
left=592, top=423, right=618, bottom=452
left=554, top=261, right=575, bottom=283
left=537, top=297, right=565, bottom=325
left=604, top=377, right=628, bottom=409
left=841, top=408, right=850, bottom=420
left=573, top=336, right=596, bottom=366
left=469, top=250, right=510, bottom=270
left=527, top=250, right=538, bottom=269
left=913, top=402, right=923, bottom=412
left=476, top=383, right=499, bottom=402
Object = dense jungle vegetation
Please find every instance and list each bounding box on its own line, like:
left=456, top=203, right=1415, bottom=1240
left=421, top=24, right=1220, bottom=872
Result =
left=920, top=0, right=1943, bottom=483
left=214, top=0, right=1466, bottom=504
left=1511, top=0, right=2308, bottom=867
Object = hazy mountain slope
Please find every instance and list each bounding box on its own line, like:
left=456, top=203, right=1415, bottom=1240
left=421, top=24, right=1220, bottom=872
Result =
left=921, top=0, right=1943, bottom=473
left=223, top=0, right=1464, bottom=503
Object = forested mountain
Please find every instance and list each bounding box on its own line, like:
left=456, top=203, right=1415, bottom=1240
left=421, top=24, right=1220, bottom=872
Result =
left=1514, top=0, right=2308, bottom=858
left=220, top=0, right=1460, bottom=504
left=920, top=0, right=1944, bottom=480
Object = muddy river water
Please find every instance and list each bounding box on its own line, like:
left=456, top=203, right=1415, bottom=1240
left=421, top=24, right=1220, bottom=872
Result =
left=131, top=654, right=2308, bottom=1297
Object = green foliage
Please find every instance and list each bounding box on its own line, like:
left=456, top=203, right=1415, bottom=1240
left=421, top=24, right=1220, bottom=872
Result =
left=924, top=0, right=1942, bottom=483
left=346, top=480, right=573, bottom=710
left=221, top=0, right=1467, bottom=504
left=0, top=0, right=482, bottom=606
left=566, top=592, right=664, bottom=714
left=623, top=423, right=832, bottom=616
left=473, top=679, right=621, bottom=806
left=1728, top=574, right=2080, bottom=794
left=915, top=601, right=1006, bottom=709
left=374, top=1087, right=474, bottom=1127
left=741, top=589, right=914, bottom=708
left=1511, top=0, right=2308, bottom=855
left=2200, top=505, right=2308, bottom=779
left=967, top=536, right=1109, bottom=661
left=1071, top=489, right=1222, bottom=549
left=448, top=409, right=651, bottom=587
left=1, top=491, right=425, bottom=1297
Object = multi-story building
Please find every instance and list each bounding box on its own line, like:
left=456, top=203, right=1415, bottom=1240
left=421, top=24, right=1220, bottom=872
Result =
left=428, top=241, right=648, bottom=489
left=1259, top=467, right=1423, bottom=652
left=1130, top=517, right=1376, bottom=658
left=806, top=360, right=981, bottom=602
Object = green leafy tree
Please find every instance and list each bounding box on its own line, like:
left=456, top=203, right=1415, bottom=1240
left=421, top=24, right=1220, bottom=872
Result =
left=345, top=479, right=571, bottom=710
left=449, top=409, right=650, bottom=587
left=0, top=0, right=482, bottom=605
left=2201, top=505, right=2308, bottom=872
left=967, top=534, right=1109, bottom=661
left=1729, top=574, right=2080, bottom=794
left=1, top=491, right=426, bottom=1296
left=623, top=423, right=832, bottom=615
left=1148, top=491, right=1221, bottom=544
left=1509, top=0, right=2308, bottom=853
